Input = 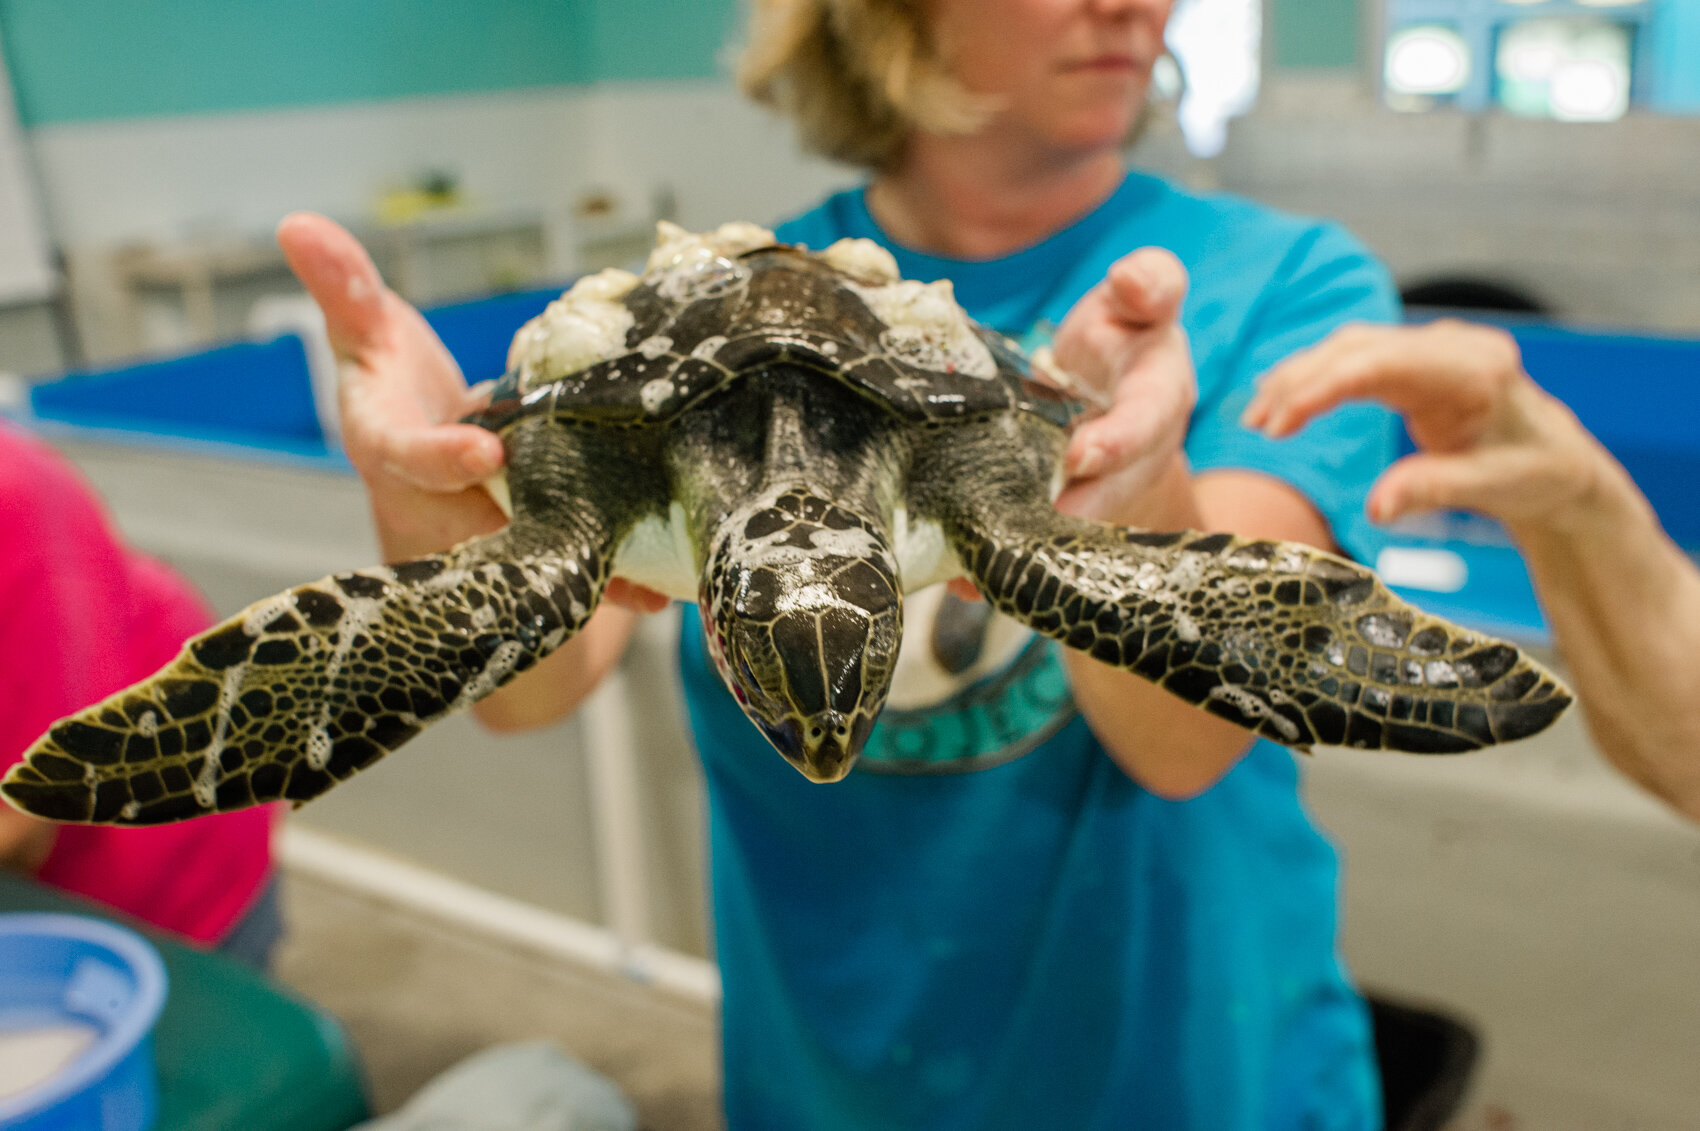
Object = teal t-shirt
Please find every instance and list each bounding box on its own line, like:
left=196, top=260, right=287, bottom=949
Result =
left=681, top=172, right=1399, bottom=1130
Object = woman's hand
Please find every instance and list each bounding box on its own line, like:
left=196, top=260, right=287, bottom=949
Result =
left=1241, top=319, right=1604, bottom=538
left=0, top=808, right=54, bottom=876
left=948, top=247, right=1199, bottom=603
left=1048, top=246, right=1197, bottom=526
left=1246, top=318, right=1700, bottom=820
left=276, top=213, right=668, bottom=614
left=277, top=212, right=507, bottom=560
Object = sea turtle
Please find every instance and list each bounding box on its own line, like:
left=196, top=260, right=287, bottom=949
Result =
left=2, top=222, right=1571, bottom=826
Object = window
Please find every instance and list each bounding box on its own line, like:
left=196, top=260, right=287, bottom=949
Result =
left=1379, top=0, right=1691, bottom=119
left=1497, top=17, right=1634, bottom=120
left=1165, top=0, right=1262, bottom=157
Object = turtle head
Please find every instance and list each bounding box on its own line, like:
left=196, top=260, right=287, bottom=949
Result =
left=701, top=489, right=903, bottom=783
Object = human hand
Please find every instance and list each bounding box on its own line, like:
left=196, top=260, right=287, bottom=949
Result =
left=278, top=212, right=506, bottom=556
left=278, top=213, right=668, bottom=613
left=1241, top=320, right=1604, bottom=535
left=947, top=248, right=1196, bottom=603
left=1047, top=247, right=1196, bottom=525
left=0, top=806, right=54, bottom=875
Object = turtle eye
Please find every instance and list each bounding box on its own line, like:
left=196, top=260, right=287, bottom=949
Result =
left=756, top=715, right=804, bottom=760
left=734, top=654, right=777, bottom=713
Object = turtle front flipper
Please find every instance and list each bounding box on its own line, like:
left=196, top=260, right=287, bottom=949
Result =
left=2, top=523, right=611, bottom=825
left=952, top=513, right=1567, bottom=751
left=914, top=422, right=1570, bottom=752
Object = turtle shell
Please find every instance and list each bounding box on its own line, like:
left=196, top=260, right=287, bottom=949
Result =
left=471, top=229, right=1082, bottom=435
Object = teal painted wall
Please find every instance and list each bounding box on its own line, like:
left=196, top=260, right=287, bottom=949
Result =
left=1270, top=0, right=1362, bottom=69
left=0, top=0, right=740, bottom=127
left=587, top=0, right=738, bottom=83
left=0, top=0, right=1375, bottom=127
left=0, top=0, right=594, bottom=126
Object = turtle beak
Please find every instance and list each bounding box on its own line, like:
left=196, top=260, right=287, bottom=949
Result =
left=700, top=488, right=903, bottom=783
left=728, top=609, right=888, bottom=782
left=760, top=710, right=873, bottom=783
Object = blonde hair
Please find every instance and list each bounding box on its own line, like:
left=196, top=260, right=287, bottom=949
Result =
left=736, top=0, right=996, bottom=171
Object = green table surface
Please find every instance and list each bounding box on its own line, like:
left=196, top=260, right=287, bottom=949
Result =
left=0, top=872, right=370, bottom=1131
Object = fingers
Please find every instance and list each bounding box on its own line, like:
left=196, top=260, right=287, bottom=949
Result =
left=1370, top=449, right=1499, bottom=523
left=1051, top=247, right=1189, bottom=392
left=1065, top=345, right=1189, bottom=481
left=1242, top=324, right=1419, bottom=437
left=1370, top=442, right=1576, bottom=525
left=605, top=579, right=671, bottom=614
left=1103, top=246, right=1188, bottom=326
left=1066, top=315, right=1195, bottom=478
left=277, top=212, right=391, bottom=360
left=1045, top=250, right=1198, bottom=526
left=379, top=420, right=506, bottom=492
left=1243, top=321, right=1517, bottom=438
left=281, top=211, right=497, bottom=498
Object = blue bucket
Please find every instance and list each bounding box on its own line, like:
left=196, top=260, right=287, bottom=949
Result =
left=0, top=914, right=168, bottom=1131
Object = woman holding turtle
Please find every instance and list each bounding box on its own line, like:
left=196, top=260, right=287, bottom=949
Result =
left=281, top=0, right=1400, bottom=1124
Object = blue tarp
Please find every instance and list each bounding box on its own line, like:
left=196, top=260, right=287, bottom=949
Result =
left=17, top=284, right=563, bottom=468
left=27, top=334, right=329, bottom=458
left=1383, top=319, right=1700, bottom=641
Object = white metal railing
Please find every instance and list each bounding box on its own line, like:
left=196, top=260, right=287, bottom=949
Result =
left=280, top=820, right=719, bottom=1004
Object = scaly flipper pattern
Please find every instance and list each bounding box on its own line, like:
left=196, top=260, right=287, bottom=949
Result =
left=948, top=511, right=1569, bottom=752
left=913, top=417, right=1571, bottom=754
left=2, top=524, right=610, bottom=825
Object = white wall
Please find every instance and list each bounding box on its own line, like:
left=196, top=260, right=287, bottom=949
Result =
left=578, top=81, right=854, bottom=235
left=27, top=80, right=851, bottom=252
left=1201, top=76, right=1700, bottom=332
left=21, top=79, right=854, bottom=360
left=26, top=67, right=1697, bottom=353
left=0, top=27, right=54, bottom=306
left=30, top=87, right=586, bottom=250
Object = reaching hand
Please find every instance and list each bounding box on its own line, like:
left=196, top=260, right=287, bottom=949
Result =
left=1048, top=247, right=1197, bottom=525
left=277, top=212, right=506, bottom=558
left=1241, top=320, right=1604, bottom=536
left=946, top=249, right=1197, bottom=603
left=277, top=212, right=668, bottom=613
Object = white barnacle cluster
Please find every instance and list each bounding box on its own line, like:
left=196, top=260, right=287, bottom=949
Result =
left=817, top=237, right=899, bottom=283
left=639, top=377, right=675, bottom=414
left=455, top=640, right=526, bottom=707
left=1030, top=346, right=1111, bottom=412
left=1208, top=684, right=1302, bottom=742
left=647, top=219, right=770, bottom=304
left=846, top=276, right=996, bottom=380
left=509, top=267, right=640, bottom=391
left=648, top=219, right=774, bottom=271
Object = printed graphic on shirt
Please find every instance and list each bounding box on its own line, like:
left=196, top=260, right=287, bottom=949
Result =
left=858, top=584, right=1077, bottom=774
left=858, top=317, right=1075, bottom=775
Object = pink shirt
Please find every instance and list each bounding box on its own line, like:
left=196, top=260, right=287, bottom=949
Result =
left=1, top=422, right=277, bottom=944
